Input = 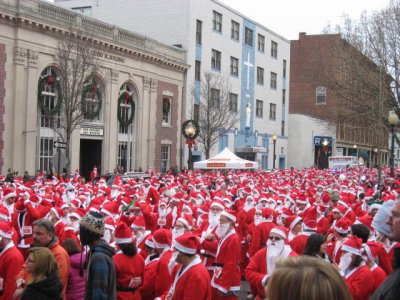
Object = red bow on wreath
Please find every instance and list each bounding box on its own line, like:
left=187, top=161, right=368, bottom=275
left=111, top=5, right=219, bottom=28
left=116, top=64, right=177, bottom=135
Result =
left=47, top=76, right=55, bottom=86
left=90, top=84, right=97, bottom=98
left=124, top=92, right=130, bottom=105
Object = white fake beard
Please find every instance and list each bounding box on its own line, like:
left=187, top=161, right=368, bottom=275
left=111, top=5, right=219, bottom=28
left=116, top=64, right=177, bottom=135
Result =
left=266, top=203, right=276, bottom=210
left=172, top=228, right=185, bottom=242
left=67, top=191, right=76, bottom=201
left=159, top=208, right=167, bottom=218
left=339, top=253, right=353, bottom=274
left=243, top=202, right=254, bottom=212
left=103, top=229, right=112, bottom=244
left=267, top=239, right=284, bottom=256
left=195, top=199, right=203, bottom=206
left=215, top=223, right=230, bottom=238
left=254, top=215, right=263, bottom=226
left=208, top=213, right=220, bottom=228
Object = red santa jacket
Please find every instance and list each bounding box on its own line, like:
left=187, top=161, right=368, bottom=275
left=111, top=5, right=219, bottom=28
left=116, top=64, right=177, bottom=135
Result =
left=344, top=264, right=375, bottom=300
left=154, top=248, right=173, bottom=297
left=370, top=263, right=387, bottom=291
left=316, top=216, right=330, bottom=235
left=0, top=242, right=24, bottom=300
left=138, top=254, right=159, bottom=300
left=167, top=256, right=211, bottom=300
left=113, top=251, right=145, bottom=300
left=245, top=246, right=298, bottom=299
left=248, top=221, right=275, bottom=258
left=210, top=230, right=241, bottom=294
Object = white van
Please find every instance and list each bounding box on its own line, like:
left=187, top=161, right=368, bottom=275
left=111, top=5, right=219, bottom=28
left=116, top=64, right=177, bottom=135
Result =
left=328, top=156, right=359, bottom=170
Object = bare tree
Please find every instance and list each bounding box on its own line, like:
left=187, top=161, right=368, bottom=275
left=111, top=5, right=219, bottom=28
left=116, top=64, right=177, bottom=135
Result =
left=39, top=24, right=105, bottom=173
left=191, top=72, right=238, bottom=158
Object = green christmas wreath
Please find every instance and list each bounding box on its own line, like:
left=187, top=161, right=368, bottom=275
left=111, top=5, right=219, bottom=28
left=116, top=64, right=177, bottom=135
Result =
left=182, top=119, right=200, bottom=140
left=38, top=75, right=62, bottom=116
left=81, top=83, right=102, bottom=120
left=118, top=91, right=135, bottom=128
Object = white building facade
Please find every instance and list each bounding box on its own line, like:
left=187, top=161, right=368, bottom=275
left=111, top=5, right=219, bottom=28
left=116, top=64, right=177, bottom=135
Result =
left=56, top=0, right=290, bottom=170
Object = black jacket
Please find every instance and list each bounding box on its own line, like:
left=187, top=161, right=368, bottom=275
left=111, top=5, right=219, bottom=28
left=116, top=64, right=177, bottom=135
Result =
left=371, top=247, right=400, bottom=300
left=21, top=274, right=62, bottom=300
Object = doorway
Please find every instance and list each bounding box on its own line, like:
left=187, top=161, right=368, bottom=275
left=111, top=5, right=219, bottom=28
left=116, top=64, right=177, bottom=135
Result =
left=80, top=139, right=102, bottom=181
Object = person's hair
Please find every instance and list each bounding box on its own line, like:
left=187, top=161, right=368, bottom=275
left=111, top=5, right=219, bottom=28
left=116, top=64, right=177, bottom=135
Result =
left=303, top=233, right=326, bottom=256
left=62, top=238, right=82, bottom=256
left=118, top=242, right=138, bottom=256
left=266, top=256, right=352, bottom=300
left=26, top=247, right=59, bottom=284
left=351, top=224, right=370, bottom=243
left=352, top=254, right=363, bottom=269
left=33, top=219, right=55, bottom=237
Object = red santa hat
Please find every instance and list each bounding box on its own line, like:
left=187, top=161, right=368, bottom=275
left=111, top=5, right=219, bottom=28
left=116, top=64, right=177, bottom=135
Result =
left=334, top=218, right=352, bottom=234
left=152, top=228, right=172, bottom=248
left=0, top=222, right=13, bottom=239
left=355, top=214, right=373, bottom=231
left=3, top=188, right=16, bottom=201
left=173, top=232, right=200, bottom=255
left=50, top=207, right=63, bottom=220
left=0, top=206, right=10, bottom=221
left=303, top=206, right=318, bottom=231
left=270, top=226, right=288, bottom=240
left=114, top=222, right=133, bottom=244
left=70, top=199, right=81, bottom=210
left=144, top=234, right=155, bottom=248
left=259, top=207, right=274, bottom=220
left=210, top=200, right=225, bottom=210
left=296, top=194, right=308, bottom=205
left=197, top=203, right=209, bottom=215
left=332, top=205, right=348, bottom=216
left=131, top=217, right=146, bottom=230
left=170, top=192, right=184, bottom=203
left=342, top=236, right=362, bottom=256
left=70, top=208, right=85, bottom=220
left=220, top=209, right=237, bottom=223
left=101, top=202, right=118, bottom=218
left=285, top=215, right=302, bottom=231
left=177, top=214, right=194, bottom=230
left=104, top=217, right=115, bottom=232
left=362, top=241, right=380, bottom=261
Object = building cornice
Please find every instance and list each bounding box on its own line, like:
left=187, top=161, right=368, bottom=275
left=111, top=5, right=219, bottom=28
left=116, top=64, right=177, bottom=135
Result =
left=0, top=0, right=189, bottom=72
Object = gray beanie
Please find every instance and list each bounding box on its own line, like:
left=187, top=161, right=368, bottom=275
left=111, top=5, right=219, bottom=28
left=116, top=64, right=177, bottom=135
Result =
left=372, top=200, right=395, bottom=237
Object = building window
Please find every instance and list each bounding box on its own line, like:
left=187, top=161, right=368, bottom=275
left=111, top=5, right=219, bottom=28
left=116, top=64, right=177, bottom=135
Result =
left=195, top=60, right=201, bottom=81
left=269, top=103, right=276, bottom=120
left=256, top=100, right=263, bottom=118
left=40, top=137, right=54, bottom=172
left=118, top=83, right=136, bottom=134
left=271, top=41, right=278, bottom=58
left=270, top=72, right=277, bottom=89
left=211, top=49, right=221, bottom=71
left=211, top=88, right=220, bottom=108
left=82, top=77, right=103, bottom=121
left=230, top=56, right=239, bottom=76
left=281, top=121, right=285, bottom=136
left=162, top=98, right=171, bottom=125
left=71, top=6, right=92, bottom=16
left=245, top=27, right=253, bottom=46
left=161, top=145, right=170, bottom=173
left=39, top=67, right=61, bottom=128
left=257, top=67, right=264, bottom=85
left=258, top=34, right=265, bottom=52
left=231, top=20, right=240, bottom=41
left=118, top=141, right=132, bottom=173
left=316, top=86, right=327, bottom=104
left=229, top=93, right=238, bottom=112
left=193, top=104, right=200, bottom=123
left=213, top=11, right=222, bottom=33
left=196, top=19, right=202, bottom=45
left=283, top=59, right=287, bottom=78
left=282, top=89, right=286, bottom=105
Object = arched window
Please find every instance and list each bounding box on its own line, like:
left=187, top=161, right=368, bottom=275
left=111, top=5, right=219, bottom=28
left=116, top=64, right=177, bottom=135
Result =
left=38, top=67, right=61, bottom=128
left=118, top=83, right=136, bottom=134
left=82, top=76, right=103, bottom=121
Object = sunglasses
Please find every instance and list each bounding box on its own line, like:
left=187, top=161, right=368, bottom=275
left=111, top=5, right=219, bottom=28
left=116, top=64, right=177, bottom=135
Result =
left=269, top=236, right=282, bottom=241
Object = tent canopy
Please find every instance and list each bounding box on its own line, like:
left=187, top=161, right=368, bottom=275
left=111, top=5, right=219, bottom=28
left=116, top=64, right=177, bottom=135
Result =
left=193, top=147, right=259, bottom=169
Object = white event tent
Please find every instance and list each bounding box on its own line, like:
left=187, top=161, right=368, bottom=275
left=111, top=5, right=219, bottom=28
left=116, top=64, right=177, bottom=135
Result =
left=193, top=147, right=259, bottom=169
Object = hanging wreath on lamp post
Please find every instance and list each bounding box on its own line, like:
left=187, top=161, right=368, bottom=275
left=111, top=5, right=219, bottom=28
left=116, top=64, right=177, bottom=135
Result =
left=182, top=119, right=200, bottom=170
left=81, top=82, right=102, bottom=120
left=117, top=90, right=135, bottom=128
left=38, top=74, right=62, bottom=116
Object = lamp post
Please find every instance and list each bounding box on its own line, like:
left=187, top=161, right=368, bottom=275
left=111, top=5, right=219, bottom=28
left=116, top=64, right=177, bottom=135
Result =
left=182, top=120, right=199, bottom=170
left=272, top=134, right=277, bottom=169
left=388, top=111, right=399, bottom=177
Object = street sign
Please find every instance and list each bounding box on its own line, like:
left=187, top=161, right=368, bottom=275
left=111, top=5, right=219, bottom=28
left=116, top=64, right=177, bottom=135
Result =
left=54, top=141, right=67, bottom=149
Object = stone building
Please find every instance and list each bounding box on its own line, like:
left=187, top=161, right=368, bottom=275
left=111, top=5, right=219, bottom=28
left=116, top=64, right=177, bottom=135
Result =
left=0, top=0, right=187, bottom=178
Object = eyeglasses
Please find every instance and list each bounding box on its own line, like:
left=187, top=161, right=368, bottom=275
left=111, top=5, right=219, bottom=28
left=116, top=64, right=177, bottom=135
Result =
left=269, top=236, right=282, bottom=241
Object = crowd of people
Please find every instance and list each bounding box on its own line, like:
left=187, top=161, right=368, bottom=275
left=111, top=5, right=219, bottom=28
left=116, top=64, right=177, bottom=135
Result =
left=0, top=166, right=399, bottom=300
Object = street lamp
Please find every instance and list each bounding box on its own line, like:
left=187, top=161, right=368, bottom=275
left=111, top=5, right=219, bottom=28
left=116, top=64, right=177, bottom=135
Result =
left=353, top=144, right=358, bottom=157
left=272, top=133, right=278, bottom=169
left=388, top=111, right=399, bottom=177
left=372, top=145, right=378, bottom=168
left=182, top=120, right=199, bottom=170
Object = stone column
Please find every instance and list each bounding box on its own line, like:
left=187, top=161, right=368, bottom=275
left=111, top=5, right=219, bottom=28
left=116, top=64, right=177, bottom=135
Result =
left=138, top=77, right=151, bottom=170
left=105, top=69, right=119, bottom=173
left=147, top=78, right=158, bottom=169
left=12, top=47, right=27, bottom=173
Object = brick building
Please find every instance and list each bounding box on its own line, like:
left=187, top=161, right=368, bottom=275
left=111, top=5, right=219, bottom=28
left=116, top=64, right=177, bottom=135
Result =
left=0, top=0, right=187, bottom=178
left=289, top=33, right=391, bottom=169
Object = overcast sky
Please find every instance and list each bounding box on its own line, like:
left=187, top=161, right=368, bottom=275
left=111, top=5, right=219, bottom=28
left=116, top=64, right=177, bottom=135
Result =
left=220, top=0, right=390, bottom=40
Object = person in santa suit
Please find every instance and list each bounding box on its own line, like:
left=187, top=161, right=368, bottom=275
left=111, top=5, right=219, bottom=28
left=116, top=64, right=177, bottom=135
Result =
left=139, top=235, right=160, bottom=300
left=362, top=242, right=387, bottom=291
left=326, top=218, right=352, bottom=264
left=142, top=179, right=160, bottom=207
left=113, top=222, right=145, bottom=300
left=248, top=207, right=275, bottom=258
left=0, top=222, right=24, bottom=300
left=152, top=229, right=173, bottom=298
left=285, top=215, right=303, bottom=242
left=289, top=211, right=318, bottom=255
left=245, top=226, right=298, bottom=300
left=47, top=207, right=65, bottom=242
left=0, top=206, right=18, bottom=246
left=1, top=188, right=16, bottom=215
left=141, top=200, right=174, bottom=231
left=159, top=232, right=211, bottom=300
left=210, top=209, right=241, bottom=300
left=316, top=205, right=330, bottom=235
left=338, top=236, right=375, bottom=300
left=130, top=217, right=151, bottom=260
